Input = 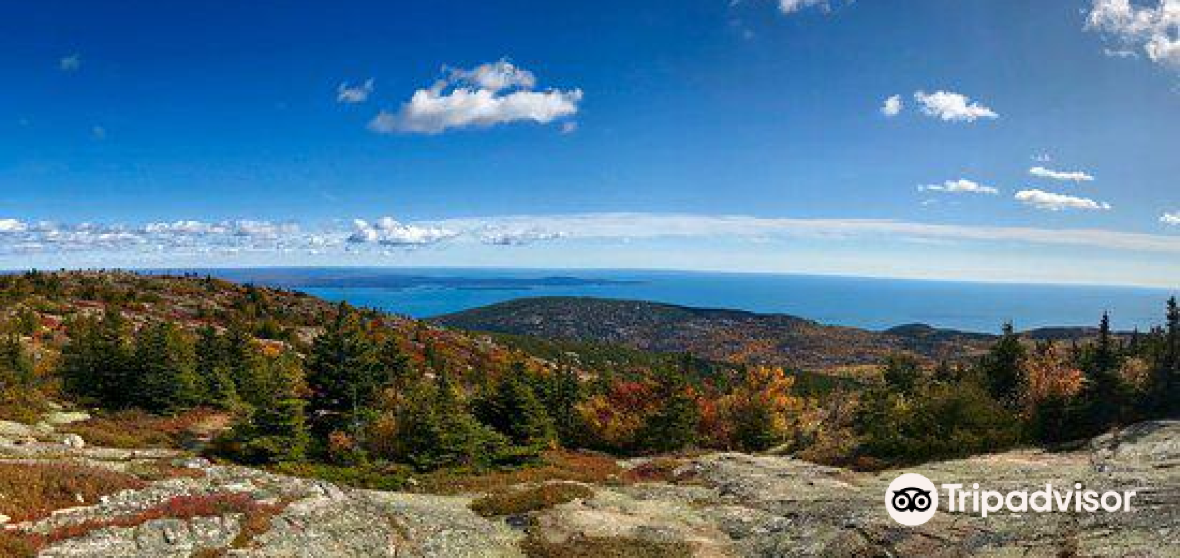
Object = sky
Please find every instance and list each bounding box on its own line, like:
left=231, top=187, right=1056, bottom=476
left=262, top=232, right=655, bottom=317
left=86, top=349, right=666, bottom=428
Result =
left=0, top=0, right=1177, bottom=287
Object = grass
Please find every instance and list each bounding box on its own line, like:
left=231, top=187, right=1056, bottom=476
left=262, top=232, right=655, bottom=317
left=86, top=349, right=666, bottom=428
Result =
left=620, top=457, right=696, bottom=484
left=0, top=462, right=146, bottom=523
left=271, top=462, right=411, bottom=491
left=470, top=482, right=594, bottom=517
left=413, top=450, right=622, bottom=495
left=520, top=534, right=692, bottom=558
left=60, top=408, right=227, bottom=449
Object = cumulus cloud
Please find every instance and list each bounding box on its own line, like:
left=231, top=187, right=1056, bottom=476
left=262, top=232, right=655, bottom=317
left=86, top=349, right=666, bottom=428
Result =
left=369, top=59, right=581, bottom=134
left=1015, top=189, right=1112, bottom=211
left=447, top=59, right=536, bottom=92
left=337, top=79, right=375, bottom=104
left=881, top=94, right=902, bottom=117
left=913, top=90, right=998, bottom=122
left=918, top=179, right=998, bottom=195
left=1086, top=0, right=1180, bottom=69
left=1029, top=166, right=1096, bottom=182
left=0, top=219, right=28, bottom=233
left=347, top=217, right=457, bottom=246
left=59, top=54, right=81, bottom=72
left=1162, top=211, right=1180, bottom=225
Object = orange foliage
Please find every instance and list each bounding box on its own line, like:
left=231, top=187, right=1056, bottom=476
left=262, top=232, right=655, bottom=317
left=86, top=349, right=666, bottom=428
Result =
left=1021, top=344, right=1084, bottom=414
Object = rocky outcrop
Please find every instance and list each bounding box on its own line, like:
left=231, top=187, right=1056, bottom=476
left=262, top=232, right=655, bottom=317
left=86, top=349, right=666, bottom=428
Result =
left=3, top=420, right=1177, bottom=557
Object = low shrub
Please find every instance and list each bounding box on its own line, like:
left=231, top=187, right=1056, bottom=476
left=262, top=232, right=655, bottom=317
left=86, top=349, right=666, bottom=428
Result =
left=470, top=482, right=593, bottom=517
left=0, top=462, right=146, bottom=522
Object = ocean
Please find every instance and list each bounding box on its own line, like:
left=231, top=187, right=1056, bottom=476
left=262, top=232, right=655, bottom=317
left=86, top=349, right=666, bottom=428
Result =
left=211, top=268, right=1179, bottom=334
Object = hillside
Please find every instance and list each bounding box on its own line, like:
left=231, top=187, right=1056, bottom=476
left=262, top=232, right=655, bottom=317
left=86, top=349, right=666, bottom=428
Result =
left=1, top=410, right=1175, bottom=557
left=433, top=296, right=1000, bottom=371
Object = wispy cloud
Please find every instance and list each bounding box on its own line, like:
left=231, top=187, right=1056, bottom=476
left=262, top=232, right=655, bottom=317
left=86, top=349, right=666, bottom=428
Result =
left=777, top=0, right=831, bottom=14
left=1029, top=166, right=1095, bottom=182
left=2, top=213, right=1177, bottom=263
left=913, top=90, right=998, bottom=122
left=59, top=54, right=81, bottom=72
left=881, top=94, right=902, bottom=117
left=1086, top=0, right=1179, bottom=70
left=1015, top=189, right=1112, bottom=211
left=337, top=78, right=375, bottom=104
left=369, top=58, right=581, bottom=134
left=1162, top=211, right=1180, bottom=225
left=918, top=179, right=998, bottom=195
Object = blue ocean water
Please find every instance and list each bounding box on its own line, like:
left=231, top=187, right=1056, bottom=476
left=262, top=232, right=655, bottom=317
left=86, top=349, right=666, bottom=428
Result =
left=286, top=269, right=1177, bottom=334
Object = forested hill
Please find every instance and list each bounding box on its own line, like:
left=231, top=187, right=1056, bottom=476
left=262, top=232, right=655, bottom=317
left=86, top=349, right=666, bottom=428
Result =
left=432, top=296, right=1113, bottom=371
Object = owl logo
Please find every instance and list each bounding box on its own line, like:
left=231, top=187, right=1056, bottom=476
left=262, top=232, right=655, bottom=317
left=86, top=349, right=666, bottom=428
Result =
left=891, top=487, right=933, bottom=512
left=885, top=472, right=939, bottom=526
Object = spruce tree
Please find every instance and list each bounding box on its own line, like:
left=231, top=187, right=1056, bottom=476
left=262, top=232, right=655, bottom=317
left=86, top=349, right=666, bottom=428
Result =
left=640, top=369, right=699, bottom=452
left=132, top=322, right=200, bottom=413
left=0, top=334, right=34, bottom=390
left=233, top=351, right=310, bottom=463
left=484, top=363, right=555, bottom=448
left=981, top=322, right=1026, bottom=407
left=194, top=325, right=239, bottom=408
left=305, top=303, right=384, bottom=434
left=1079, top=312, right=1126, bottom=432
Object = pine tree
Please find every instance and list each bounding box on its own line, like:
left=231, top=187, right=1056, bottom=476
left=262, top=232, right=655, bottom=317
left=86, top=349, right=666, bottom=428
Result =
left=194, top=325, right=239, bottom=408
left=132, top=322, right=200, bottom=413
left=0, top=334, right=34, bottom=390
left=882, top=353, right=922, bottom=394
left=305, top=303, right=385, bottom=435
left=640, top=369, right=699, bottom=452
left=402, top=371, right=507, bottom=470
left=483, top=363, right=555, bottom=448
left=1146, top=297, right=1179, bottom=415
left=241, top=352, right=310, bottom=463
left=1079, top=312, right=1127, bottom=434
left=547, top=365, right=582, bottom=445
left=981, top=322, right=1026, bottom=407
left=59, top=309, right=133, bottom=408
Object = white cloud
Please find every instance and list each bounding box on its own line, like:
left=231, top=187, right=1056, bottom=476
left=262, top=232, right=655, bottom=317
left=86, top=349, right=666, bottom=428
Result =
left=881, top=94, right=902, bottom=117
left=0, top=219, right=28, bottom=233
left=1162, top=211, right=1180, bottom=225
left=1015, top=189, right=1112, bottom=211
left=918, top=179, right=999, bottom=195
left=337, top=79, right=375, bottom=104
left=479, top=228, right=566, bottom=246
left=1029, top=166, right=1096, bottom=182
left=1086, top=0, right=1180, bottom=69
left=447, top=59, right=536, bottom=92
left=347, top=217, right=456, bottom=246
left=59, top=54, right=81, bottom=72
left=778, top=0, right=830, bottom=14
left=913, top=90, right=998, bottom=122
left=561, top=121, right=578, bottom=134
left=1032, top=153, right=1053, bottom=163
left=369, top=59, right=581, bottom=134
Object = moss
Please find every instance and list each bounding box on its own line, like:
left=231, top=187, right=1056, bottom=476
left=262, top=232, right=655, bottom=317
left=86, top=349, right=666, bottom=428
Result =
left=521, top=534, right=692, bottom=558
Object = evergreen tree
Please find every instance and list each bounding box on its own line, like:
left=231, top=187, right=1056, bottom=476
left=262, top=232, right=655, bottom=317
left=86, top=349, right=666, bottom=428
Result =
left=194, top=325, right=239, bottom=408
left=305, top=303, right=385, bottom=435
left=132, top=321, right=200, bottom=412
left=483, top=363, right=555, bottom=448
left=882, top=353, right=922, bottom=394
left=1078, top=312, right=1126, bottom=432
left=546, top=365, right=582, bottom=445
left=1145, top=297, right=1179, bottom=415
left=639, top=369, right=699, bottom=452
left=0, top=334, right=34, bottom=390
left=59, top=309, right=133, bottom=407
left=401, top=371, right=507, bottom=470
left=223, top=351, right=310, bottom=464
left=981, top=322, right=1026, bottom=407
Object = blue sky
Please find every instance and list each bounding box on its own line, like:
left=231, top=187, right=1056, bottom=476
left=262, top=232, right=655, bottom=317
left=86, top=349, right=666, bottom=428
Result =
left=0, top=0, right=1177, bottom=286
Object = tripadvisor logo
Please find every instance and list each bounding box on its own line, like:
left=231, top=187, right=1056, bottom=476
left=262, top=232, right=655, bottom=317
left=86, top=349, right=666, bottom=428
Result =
left=885, top=472, right=1137, bottom=526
